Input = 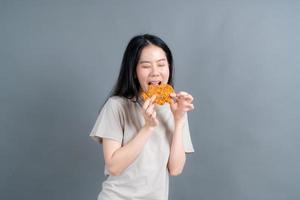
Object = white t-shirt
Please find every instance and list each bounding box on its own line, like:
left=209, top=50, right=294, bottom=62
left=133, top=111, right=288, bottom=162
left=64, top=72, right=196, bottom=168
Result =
left=90, top=96, right=194, bottom=200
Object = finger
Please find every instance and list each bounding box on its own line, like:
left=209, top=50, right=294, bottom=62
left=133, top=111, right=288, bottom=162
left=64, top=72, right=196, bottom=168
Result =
left=151, top=111, right=157, bottom=119
left=178, top=91, right=188, bottom=96
left=150, top=95, right=156, bottom=103
left=168, top=93, right=176, bottom=103
left=184, top=94, right=194, bottom=103
left=143, top=95, right=156, bottom=111
left=143, top=98, right=151, bottom=110
left=176, top=92, right=188, bottom=101
left=148, top=96, right=156, bottom=110
left=176, top=94, right=187, bottom=104
left=184, top=104, right=194, bottom=111
left=146, top=103, right=155, bottom=116
left=176, top=93, right=193, bottom=104
left=170, top=93, right=176, bottom=98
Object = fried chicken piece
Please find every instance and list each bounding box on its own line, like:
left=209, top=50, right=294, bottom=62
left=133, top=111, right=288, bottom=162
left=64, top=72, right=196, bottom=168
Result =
left=141, top=83, right=174, bottom=105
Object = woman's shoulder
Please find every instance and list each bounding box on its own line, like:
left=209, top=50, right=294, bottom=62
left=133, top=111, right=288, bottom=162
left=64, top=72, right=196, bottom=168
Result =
left=108, top=95, right=125, bottom=102
left=106, top=96, right=135, bottom=108
left=105, top=96, right=124, bottom=107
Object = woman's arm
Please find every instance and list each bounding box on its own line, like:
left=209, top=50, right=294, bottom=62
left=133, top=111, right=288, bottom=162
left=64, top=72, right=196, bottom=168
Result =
left=167, top=120, right=186, bottom=176
left=168, top=92, right=194, bottom=176
left=102, top=125, right=154, bottom=176
left=102, top=96, right=158, bottom=176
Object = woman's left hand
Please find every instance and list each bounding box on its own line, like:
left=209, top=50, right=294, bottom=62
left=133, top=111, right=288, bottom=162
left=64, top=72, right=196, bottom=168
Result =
left=170, top=91, right=194, bottom=123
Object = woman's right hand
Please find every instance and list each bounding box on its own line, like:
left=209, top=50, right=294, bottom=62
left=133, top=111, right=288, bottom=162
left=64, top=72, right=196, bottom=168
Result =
left=142, top=95, right=158, bottom=128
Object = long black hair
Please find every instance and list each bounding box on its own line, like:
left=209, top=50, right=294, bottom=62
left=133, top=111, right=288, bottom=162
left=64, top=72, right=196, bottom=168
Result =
left=109, top=34, right=174, bottom=102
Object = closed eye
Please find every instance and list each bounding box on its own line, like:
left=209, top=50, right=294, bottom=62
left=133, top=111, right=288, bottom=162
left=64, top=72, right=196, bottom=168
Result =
left=157, top=60, right=167, bottom=67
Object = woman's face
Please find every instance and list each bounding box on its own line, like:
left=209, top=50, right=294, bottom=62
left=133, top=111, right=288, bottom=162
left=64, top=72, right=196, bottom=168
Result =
left=136, top=45, right=170, bottom=93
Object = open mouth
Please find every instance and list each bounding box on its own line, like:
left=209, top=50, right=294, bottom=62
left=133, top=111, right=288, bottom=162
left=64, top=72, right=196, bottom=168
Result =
left=148, top=81, right=161, bottom=85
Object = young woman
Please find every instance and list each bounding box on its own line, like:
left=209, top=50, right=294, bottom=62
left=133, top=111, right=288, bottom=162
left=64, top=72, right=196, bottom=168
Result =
left=90, top=34, right=194, bottom=200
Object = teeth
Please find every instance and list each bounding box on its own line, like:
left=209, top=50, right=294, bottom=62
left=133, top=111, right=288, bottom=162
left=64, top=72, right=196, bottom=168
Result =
left=148, top=81, right=161, bottom=85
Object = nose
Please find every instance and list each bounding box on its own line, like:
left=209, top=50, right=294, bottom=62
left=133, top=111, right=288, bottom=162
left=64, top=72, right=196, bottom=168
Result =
left=150, top=65, right=159, bottom=77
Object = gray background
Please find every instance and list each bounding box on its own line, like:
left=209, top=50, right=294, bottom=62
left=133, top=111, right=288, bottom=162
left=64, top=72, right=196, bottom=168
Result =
left=1, top=0, right=300, bottom=199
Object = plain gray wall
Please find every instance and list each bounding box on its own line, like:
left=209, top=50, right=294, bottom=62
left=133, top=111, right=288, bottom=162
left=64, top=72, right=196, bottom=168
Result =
left=1, top=0, right=300, bottom=199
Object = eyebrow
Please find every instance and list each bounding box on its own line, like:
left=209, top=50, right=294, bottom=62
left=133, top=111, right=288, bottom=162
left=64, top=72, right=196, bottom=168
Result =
left=139, top=58, right=167, bottom=64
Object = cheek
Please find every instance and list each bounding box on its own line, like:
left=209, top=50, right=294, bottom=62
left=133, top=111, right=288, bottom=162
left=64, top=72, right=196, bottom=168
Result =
left=136, top=69, right=148, bottom=87
left=137, top=71, right=147, bottom=82
left=163, top=68, right=170, bottom=81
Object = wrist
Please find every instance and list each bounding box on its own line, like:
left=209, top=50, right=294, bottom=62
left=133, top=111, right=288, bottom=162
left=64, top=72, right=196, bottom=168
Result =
left=142, top=124, right=155, bottom=133
left=173, top=112, right=186, bottom=123
left=174, top=114, right=185, bottom=124
left=174, top=118, right=185, bottom=128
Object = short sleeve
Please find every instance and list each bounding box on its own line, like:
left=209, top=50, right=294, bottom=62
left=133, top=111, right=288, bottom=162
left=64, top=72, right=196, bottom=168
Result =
left=89, top=97, right=124, bottom=144
left=183, top=114, right=195, bottom=153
